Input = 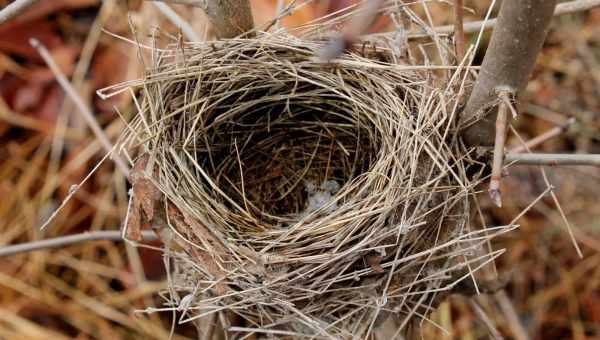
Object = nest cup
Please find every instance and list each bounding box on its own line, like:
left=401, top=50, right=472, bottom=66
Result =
left=109, top=33, right=495, bottom=337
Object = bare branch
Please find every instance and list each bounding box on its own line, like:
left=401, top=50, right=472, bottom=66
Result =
left=470, top=299, right=503, bottom=340
left=509, top=117, right=575, bottom=154
left=425, top=0, right=600, bottom=36
left=0, top=0, right=38, bottom=25
left=30, top=38, right=130, bottom=176
left=505, top=153, right=600, bottom=166
left=364, top=0, right=600, bottom=41
left=153, top=1, right=201, bottom=41
left=0, top=231, right=158, bottom=257
left=460, top=0, right=558, bottom=147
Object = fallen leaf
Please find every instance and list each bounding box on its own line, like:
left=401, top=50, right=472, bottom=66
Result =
left=125, top=154, right=162, bottom=241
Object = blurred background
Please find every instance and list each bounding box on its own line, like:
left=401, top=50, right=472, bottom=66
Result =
left=0, top=0, right=599, bottom=339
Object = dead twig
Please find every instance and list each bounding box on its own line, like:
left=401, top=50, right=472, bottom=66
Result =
left=0, top=231, right=158, bottom=257
left=422, top=0, right=600, bottom=36
left=460, top=0, right=558, bottom=147
left=470, top=299, right=504, bottom=340
left=495, top=290, right=531, bottom=340
left=509, top=117, right=575, bottom=153
left=364, top=0, right=600, bottom=41
left=505, top=153, right=600, bottom=166
left=153, top=1, right=201, bottom=41
left=30, top=38, right=130, bottom=176
left=489, top=90, right=512, bottom=207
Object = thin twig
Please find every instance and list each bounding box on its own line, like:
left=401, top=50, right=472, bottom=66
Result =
left=428, top=0, right=600, bottom=36
left=509, top=126, right=583, bottom=258
left=509, top=118, right=575, bottom=153
left=364, top=0, right=600, bottom=40
left=470, top=299, right=504, bottom=340
left=0, top=231, right=158, bottom=257
left=152, top=2, right=201, bottom=41
left=454, top=0, right=465, bottom=59
left=489, top=91, right=510, bottom=207
left=505, top=153, right=600, bottom=166
left=0, top=0, right=38, bottom=25
left=30, top=38, right=130, bottom=176
left=495, top=290, right=530, bottom=340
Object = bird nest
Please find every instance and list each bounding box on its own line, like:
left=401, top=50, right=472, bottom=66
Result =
left=102, top=31, right=508, bottom=338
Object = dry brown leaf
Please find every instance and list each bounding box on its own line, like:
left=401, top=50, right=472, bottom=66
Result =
left=166, top=203, right=229, bottom=295
left=125, top=154, right=162, bottom=241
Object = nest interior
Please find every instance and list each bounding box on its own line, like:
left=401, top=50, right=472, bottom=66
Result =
left=107, top=34, right=503, bottom=338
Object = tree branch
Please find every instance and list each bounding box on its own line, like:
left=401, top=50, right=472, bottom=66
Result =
left=460, top=0, right=558, bottom=147
left=505, top=153, right=600, bottom=166
left=201, top=0, right=254, bottom=38
left=509, top=117, right=575, bottom=153
left=0, top=231, right=158, bottom=257
left=425, top=0, right=600, bottom=36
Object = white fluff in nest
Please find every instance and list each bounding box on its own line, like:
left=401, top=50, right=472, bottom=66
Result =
left=303, top=180, right=340, bottom=214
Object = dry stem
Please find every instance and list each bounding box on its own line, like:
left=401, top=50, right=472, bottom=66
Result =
left=509, top=118, right=575, bottom=154
left=489, top=91, right=511, bottom=207
left=153, top=1, right=201, bottom=41
left=0, top=231, right=157, bottom=257
left=505, top=153, right=600, bottom=166
left=30, top=38, right=130, bottom=176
